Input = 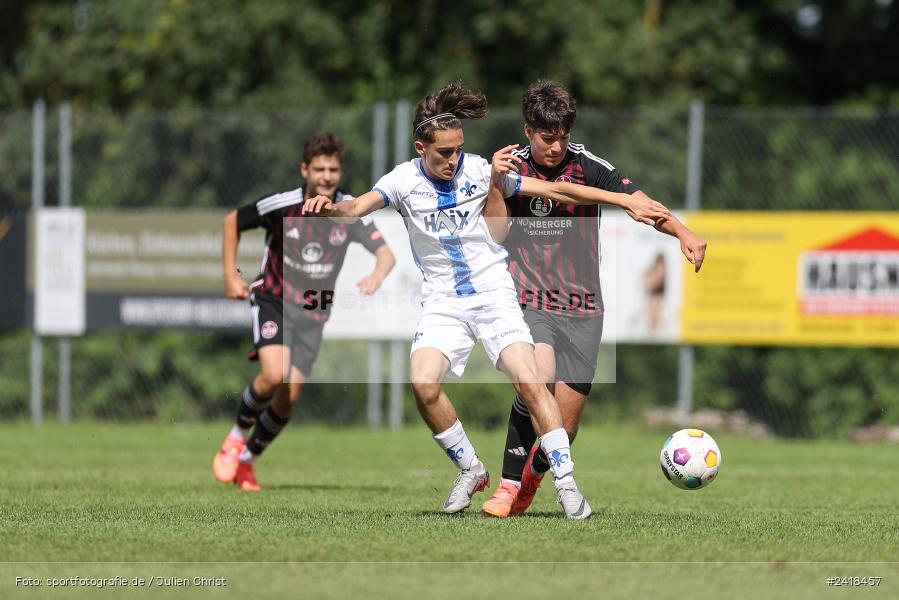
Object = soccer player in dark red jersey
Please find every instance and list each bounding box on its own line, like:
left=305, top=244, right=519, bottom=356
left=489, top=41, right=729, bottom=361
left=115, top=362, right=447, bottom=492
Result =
left=481, top=81, right=707, bottom=517
left=212, top=133, right=396, bottom=491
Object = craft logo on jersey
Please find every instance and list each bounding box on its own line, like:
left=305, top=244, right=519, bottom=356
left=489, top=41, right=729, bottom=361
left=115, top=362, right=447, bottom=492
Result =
left=286, top=227, right=300, bottom=240
left=328, top=225, right=348, bottom=246
left=302, top=242, right=324, bottom=263
left=799, top=227, right=899, bottom=315
left=459, top=180, right=477, bottom=197
left=423, top=209, right=470, bottom=234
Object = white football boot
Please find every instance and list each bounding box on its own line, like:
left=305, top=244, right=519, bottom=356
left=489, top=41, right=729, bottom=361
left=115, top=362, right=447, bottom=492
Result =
left=556, top=483, right=593, bottom=520
left=442, top=460, right=490, bottom=514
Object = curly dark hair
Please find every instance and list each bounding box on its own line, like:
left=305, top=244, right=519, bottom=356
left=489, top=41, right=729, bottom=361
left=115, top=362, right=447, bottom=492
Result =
left=303, top=132, right=344, bottom=164
left=521, top=80, right=577, bottom=133
left=413, top=81, right=489, bottom=142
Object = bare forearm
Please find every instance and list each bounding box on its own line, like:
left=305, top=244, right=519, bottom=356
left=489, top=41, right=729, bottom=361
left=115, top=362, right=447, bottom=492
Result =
left=222, top=211, right=241, bottom=275
left=521, top=177, right=629, bottom=207
left=485, top=185, right=512, bottom=243
left=372, top=246, right=395, bottom=280
left=654, top=213, right=687, bottom=239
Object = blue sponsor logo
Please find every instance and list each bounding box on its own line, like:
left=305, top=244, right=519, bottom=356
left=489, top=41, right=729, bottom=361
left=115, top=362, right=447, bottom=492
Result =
left=412, top=331, right=423, bottom=343
left=549, top=449, right=569, bottom=468
left=459, top=181, right=477, bottom=197
left=446, top=447, right=464, bottom=461
left=423, top=209, right=470, bottom=234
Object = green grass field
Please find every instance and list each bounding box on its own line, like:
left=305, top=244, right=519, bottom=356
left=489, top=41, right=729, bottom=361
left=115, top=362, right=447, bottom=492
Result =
left=2, top=422, right=897, bottom=599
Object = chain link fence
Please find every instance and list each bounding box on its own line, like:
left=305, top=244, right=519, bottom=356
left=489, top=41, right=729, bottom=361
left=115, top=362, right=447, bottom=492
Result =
left=1, top=104, right=897, bottom=437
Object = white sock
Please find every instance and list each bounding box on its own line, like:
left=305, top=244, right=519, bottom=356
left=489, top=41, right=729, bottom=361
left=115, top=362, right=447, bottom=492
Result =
left=540, top=428, right=574, bottom=487
left=433, top=419, right=478, bottom=470
left=229, top=424, right=251, bottom=441
left=238, top=447, right=256, bottom=465
left=501, top=478, right=522, bottom=489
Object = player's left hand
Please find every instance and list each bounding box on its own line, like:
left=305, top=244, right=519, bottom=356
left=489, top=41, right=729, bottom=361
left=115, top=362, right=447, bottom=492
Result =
left=622, top=194, right=671, bottom=226
left=490, top=144, right=521, bottom=187
left=679, top=230, right=707, bottom=273
left=356, top=275, right=382, bottom=296
left=302, top=194, right=334, bottom=215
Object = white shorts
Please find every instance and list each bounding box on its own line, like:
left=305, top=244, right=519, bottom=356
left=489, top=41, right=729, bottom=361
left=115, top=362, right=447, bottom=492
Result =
left=412, top=287, right=534, bottom=378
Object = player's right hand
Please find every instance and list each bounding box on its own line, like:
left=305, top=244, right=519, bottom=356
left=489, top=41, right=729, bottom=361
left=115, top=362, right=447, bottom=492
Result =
left=224, top=273, right=249, bottom=300
left=301, top=194, right=334, bottom=215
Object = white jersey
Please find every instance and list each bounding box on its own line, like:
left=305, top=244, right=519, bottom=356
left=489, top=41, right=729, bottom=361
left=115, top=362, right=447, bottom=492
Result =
left=373, top=153, right=521, bottom=299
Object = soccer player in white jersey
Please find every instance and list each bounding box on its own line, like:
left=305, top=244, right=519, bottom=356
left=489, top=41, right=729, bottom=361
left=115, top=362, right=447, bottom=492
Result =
left=303, top=82, right=670, bottom=518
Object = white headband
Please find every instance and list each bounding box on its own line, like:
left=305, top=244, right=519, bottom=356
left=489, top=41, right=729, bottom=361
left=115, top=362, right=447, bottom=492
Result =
left=414, top=113, right=456, bottom=132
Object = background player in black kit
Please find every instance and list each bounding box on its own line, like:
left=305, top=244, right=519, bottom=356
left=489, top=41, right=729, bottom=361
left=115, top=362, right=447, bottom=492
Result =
left=213, top=133, right=396, bottom=491
left=481, top=82, right=707, bottom=517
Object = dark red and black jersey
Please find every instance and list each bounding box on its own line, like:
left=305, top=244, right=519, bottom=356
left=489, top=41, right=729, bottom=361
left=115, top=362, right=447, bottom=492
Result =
left=236, top=186, right=386, bottom=323
left=505, top=143, right=639, bottom=318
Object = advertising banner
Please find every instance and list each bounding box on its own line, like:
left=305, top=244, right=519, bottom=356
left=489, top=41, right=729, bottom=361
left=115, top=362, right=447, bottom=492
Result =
left=681, top=212, right=899, bottom=346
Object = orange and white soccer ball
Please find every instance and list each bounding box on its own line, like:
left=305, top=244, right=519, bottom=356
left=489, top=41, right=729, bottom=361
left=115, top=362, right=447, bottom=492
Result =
left=659, top=428, right=721, bottom=490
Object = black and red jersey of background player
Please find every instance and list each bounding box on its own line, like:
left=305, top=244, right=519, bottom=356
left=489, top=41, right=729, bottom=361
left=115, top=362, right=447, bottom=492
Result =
left=236, top=186, right=386, bottom=322
left=504, top=142, right=639, bottom=318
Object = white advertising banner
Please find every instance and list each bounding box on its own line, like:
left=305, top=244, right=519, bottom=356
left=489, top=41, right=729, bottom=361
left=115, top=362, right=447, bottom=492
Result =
left=325, top=211, right=422, bottom=340
left=600, top=211, right=685, bottom=344
left=34, top=208, right=86, bottom=335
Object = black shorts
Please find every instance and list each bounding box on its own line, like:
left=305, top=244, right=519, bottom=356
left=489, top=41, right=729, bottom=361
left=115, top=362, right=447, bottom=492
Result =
left=250, top=292, right=324, bottom=375
left=522, top=307, right=604, bottom=395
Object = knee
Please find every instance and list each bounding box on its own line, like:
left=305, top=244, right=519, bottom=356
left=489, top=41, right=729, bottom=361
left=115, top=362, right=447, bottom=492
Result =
left=256, top=369, right=284, bottom=396
left=515, top=380, right=547, bottom=404
left=412, top=381, right=441, bottom=405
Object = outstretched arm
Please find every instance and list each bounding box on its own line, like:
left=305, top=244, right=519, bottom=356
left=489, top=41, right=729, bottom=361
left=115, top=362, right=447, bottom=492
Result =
left=490, top=144, right=670, bottom=226
left=222, top=209, right=249, bottom=299
left=301, top=190, right=385, bottom=223
left=651, top=210, right=708, bottom=272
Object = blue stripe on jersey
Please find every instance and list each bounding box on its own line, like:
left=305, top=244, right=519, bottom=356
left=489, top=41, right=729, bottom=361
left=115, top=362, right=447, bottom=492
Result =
left=437, top=189, right=456, bottom=210
left=373, top=187, right=390, bottom=207
left=439, top=234, right=476, bottom=296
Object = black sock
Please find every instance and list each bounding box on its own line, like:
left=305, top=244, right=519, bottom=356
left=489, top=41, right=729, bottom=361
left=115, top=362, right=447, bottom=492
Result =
left=246, top=406, right=291, bottom=456
left=235, top=384, right=271, bottom=430
left=501, top=395, right=539, bottom=481
left=532, top=446, right=551, bottom=474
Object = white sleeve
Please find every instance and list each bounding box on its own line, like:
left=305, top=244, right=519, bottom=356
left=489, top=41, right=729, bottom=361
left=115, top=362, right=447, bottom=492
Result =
left=501, top=171, right=522, bottom=199
left=372, top=167, right=404, bottom=211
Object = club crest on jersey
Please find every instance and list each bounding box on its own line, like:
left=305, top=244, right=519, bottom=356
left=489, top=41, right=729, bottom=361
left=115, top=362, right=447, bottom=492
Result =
left=530, top=197, right=553, bottom=217
left=329, top=225, right=348, bottom=246
left=302, top=242, right=323, bottom=263
left=459, top=180, right=477, bottom=197
left=423, top=209, right=470, bottom=234
left=261, top=320, right=278, bottom=339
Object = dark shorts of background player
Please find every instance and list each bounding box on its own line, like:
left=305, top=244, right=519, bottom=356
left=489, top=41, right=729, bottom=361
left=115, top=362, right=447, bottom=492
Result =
left=250, top=292, right=324, bottom=375
left=522, top=307, right=604, bottom=395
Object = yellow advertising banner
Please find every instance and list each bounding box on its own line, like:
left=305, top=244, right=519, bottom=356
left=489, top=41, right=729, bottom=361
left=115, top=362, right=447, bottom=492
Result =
left=681, top=212, right=899, bottom=347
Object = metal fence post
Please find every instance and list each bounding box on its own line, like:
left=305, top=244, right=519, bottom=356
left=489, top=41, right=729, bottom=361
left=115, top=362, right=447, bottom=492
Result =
left=58, top=102, right=73, bottom=424
left=30, top=99, right=46, bottom=425
left=388, top=340, right=404, bottom=429
left=365, top=103, right=391, bottom=429
left=371, top=102, right=388, bottom=185
left=367, top=341, right=383, bottom=428
left=394, top=100, right=411, bottom=164
left=677, top=99, right=705, bottom=425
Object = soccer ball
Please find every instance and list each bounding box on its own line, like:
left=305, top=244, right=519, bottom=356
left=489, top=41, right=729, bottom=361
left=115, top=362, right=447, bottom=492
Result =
left=659, top=428, right=721, bottom=490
